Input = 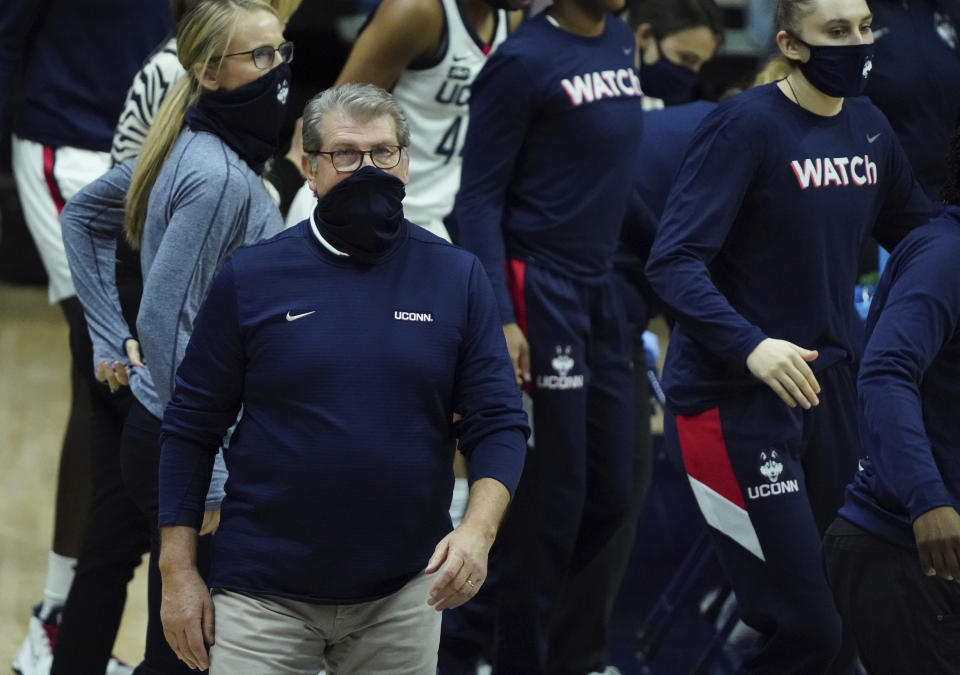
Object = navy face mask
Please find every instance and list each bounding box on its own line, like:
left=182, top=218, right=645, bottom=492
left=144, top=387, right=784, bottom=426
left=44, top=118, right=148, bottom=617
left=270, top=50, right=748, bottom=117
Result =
left=640, top=52, right=699, bottom=105
left=795, top=38, right=875, bottom=98
left=313, top=166, right=407, bottom=264
left=185, top=62, right=291, bottom=174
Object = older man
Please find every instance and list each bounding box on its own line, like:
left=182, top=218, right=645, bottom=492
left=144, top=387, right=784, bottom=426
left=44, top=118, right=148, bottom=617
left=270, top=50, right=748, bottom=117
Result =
left=156, top=83, right=528, bottom=674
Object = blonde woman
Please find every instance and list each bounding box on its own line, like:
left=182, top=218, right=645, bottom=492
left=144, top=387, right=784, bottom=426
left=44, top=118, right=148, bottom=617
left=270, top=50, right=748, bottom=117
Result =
left=57, top=1, right=291, bottom=672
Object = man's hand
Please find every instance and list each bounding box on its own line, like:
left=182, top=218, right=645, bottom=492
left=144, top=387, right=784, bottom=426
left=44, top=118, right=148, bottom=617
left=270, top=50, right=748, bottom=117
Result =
left=914, top=506, right=960, bottom=582
left=424, top=523, right=493, bottom=611
left=96, top=339, right=145, bottom=393
left=160, top=566, right=215, bottom=670
left=503, top=323, right=531, bottom=388
left=746, top=338, right=820, bottom=409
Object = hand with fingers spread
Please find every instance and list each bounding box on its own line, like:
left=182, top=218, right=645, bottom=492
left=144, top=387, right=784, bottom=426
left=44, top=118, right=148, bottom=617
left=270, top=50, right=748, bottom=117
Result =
left=746, top=338, right=821, bottom=409
left=913, top=506, right=960, bottom=582
left=424, top=523, right=493, bottom=611
left=503, top=322, right=531, bottom=388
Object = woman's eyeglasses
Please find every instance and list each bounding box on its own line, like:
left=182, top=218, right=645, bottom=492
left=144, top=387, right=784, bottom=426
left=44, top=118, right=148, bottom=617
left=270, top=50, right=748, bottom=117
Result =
left=223, top=41, right=294, bottom=70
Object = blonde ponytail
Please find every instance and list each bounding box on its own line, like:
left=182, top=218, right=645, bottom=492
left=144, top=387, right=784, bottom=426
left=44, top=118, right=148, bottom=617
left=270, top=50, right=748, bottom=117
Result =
left=124, top=0, right=278, bottom=248
left=125, top=76, right=194, bottom=246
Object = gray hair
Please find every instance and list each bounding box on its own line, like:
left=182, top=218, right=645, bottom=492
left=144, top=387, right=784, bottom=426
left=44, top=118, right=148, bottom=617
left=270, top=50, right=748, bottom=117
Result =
left=302, top=83, right=411, bottom=167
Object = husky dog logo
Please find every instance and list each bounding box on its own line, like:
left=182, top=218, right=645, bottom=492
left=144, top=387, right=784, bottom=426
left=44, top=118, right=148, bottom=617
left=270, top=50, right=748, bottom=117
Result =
left=277, top=79, right=290, bottom=104
left=748, top=449, right=797, bottom=500
left=861, top=57, right=873, bottom=80
left=537, top=345, right=583, bottom=390
left=759, top=449, right=784, bottom=483
left=552, top=345, right=574, bottom=377
left=935, top=12, right=958, bottom=50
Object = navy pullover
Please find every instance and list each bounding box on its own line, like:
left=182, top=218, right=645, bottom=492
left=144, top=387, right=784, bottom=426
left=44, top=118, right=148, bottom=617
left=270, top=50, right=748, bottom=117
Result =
left=455, top=13, right=644, bottom=324
left=840, top=208, right=960, bottom=549
left=0, top=0, right=172, bottom=149
left=634, top=101, right=716, bottom=220
left=614, top=101, right=716, bottom=324
left=159, top=220, right=529, bottom=603
left=865, top=0, right=960, bottom=200
left=646, top=84, right=932, bottom=415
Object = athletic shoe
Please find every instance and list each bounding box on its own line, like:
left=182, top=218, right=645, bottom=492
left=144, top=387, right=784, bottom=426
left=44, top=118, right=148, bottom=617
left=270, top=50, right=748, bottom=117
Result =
left=11, top=603, right=134, bottom=675
left=105, top=657, right=133, bottom=675
left=11, top=604, right=58, bottom=675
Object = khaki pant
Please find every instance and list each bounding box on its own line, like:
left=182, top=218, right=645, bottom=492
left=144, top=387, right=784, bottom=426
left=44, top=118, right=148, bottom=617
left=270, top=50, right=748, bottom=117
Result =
left=210, top=573, right=441, bottom=675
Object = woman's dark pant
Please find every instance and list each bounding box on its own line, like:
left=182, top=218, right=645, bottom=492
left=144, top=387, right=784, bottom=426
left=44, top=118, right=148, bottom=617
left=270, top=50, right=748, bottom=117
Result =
left=121, top=399, right=213, bottom=675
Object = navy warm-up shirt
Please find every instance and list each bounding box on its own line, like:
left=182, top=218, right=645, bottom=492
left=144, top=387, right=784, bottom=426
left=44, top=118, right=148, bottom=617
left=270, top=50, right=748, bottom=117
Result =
left=158, top=219, right=529, bottom=603
left=646, top=84, right=933, bottom=415
left=615, top=101, right=716, bottom=325
left=840, top=208, right=960, bottom=549
left=865, top=0, right=960, bottom=200
left=455, top=13, right=644, bottom=324
left=634, top=101, right=717, bottom=220
left=0, top=0, right=172, bottom=149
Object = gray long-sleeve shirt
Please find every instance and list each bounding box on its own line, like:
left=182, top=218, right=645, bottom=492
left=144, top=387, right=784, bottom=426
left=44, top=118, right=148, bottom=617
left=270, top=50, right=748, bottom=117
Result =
left=137, top=127, right=284, bottom=417
left=61, top=128, right=283, bottom=507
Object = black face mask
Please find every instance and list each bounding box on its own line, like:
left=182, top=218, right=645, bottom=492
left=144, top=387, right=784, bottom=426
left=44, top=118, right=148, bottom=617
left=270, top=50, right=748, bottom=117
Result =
left=795, top=38, right=875, bottom=98
left=185, top=62, right=291, bottom=174
left=639, top=46, right=699, bottom=105
left=313, top=166, right=407, bottom=264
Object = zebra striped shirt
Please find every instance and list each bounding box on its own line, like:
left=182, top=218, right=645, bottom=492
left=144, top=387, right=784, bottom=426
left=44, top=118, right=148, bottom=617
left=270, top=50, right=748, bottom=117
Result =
left=110, top=37, right=184, bottom=165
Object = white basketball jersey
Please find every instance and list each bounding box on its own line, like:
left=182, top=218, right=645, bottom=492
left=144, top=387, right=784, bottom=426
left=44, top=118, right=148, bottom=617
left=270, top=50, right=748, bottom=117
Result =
left=391, top=0, right=509, bottom=241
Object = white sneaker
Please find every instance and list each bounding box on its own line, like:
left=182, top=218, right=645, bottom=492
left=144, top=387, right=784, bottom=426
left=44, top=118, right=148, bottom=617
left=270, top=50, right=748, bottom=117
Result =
left=11, top=604, right=58, bottom=675
left=105, top=657, right=134, bottom=675
left=11, top=603, right=134, bottom=675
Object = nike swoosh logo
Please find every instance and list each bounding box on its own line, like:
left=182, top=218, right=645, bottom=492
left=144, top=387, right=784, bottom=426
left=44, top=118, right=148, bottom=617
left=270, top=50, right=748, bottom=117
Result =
left=622, top=46, right=633, bottom=55
left=286, top=310, right=316, bottom=322
left=867, top=133, right=881, bottom=143
left=452, top=55, right=470, bottom=62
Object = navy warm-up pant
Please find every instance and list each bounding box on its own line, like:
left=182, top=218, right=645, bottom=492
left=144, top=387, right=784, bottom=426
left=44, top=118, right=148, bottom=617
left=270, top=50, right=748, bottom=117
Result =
left=493, top=260, right=635, bottom=674
left=663, top=363, right=860, bottom=675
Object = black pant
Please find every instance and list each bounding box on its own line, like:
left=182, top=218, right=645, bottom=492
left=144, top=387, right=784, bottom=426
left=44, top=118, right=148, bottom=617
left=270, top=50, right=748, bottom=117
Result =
left=121, top=399, right=213, bottom=675
left=824, top=517, right=960, bottom=675
left=51, top=299, right=149, bottom=675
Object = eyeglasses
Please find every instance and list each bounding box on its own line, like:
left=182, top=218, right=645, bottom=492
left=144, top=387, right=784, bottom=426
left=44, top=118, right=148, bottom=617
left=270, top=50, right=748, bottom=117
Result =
left=311, top=146, right=404, bottom=173
left=223, top=40, right=294, bottom=70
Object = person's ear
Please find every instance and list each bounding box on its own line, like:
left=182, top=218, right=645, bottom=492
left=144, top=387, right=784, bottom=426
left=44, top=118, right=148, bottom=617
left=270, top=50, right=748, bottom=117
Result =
left=398, top=151, right=410, bottom=185
left=775, top=30, right=807, bottom=63
left=193, top=61, right=221, bottom=92
left=302, top=154, right=318, bottom=191
left=635, top=23, right=654, bottom=50
left=635, top=23, right=659, bottom=67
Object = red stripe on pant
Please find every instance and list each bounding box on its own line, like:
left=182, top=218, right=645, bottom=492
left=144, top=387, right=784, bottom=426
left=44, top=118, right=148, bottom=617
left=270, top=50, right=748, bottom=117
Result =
left=676, top=408, right=746, bottom=509
left=43, top=146, right=66, bottom=215
left=504, top=259, right=527, bottom=336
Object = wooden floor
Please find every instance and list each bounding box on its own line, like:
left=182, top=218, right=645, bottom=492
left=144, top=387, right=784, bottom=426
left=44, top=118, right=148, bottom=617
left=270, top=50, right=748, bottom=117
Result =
left=0, top=282, right=148, bottom=668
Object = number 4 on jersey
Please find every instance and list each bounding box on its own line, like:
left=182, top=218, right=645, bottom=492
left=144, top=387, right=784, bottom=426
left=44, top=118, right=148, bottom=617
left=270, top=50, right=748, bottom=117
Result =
left=435, top=116, right=464, bottom=165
